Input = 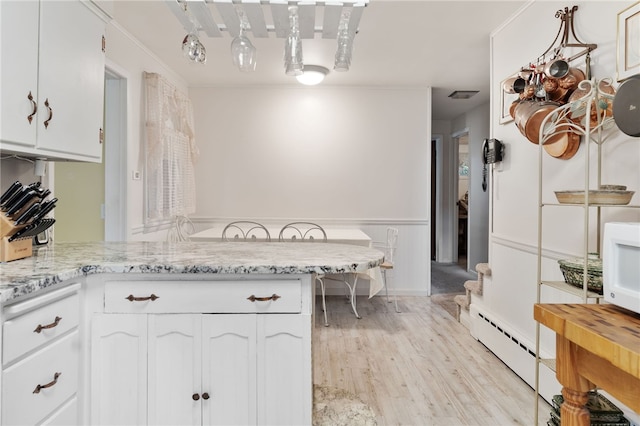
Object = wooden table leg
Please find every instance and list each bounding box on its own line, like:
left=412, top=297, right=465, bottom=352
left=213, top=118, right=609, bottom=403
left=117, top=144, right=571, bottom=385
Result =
left=555, top=335, right=594, bottom=426
left=560, top=387, right=590, bottom=426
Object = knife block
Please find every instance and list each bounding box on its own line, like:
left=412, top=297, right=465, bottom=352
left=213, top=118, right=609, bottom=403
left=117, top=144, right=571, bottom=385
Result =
left=0, top=237, right=32, bottom=262
left=0, top=215, right=31, bottom=262
left=1, top=214, right=24, bottom=238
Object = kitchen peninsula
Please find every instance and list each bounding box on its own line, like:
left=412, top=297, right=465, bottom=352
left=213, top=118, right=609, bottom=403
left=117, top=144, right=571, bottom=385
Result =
left=0, top=241, right=383, bottom=425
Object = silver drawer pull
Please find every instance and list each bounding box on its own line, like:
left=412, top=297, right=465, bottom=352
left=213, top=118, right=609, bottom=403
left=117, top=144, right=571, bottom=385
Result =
left=33, top=372, right=61, bottom=394
left=247, top=294, right=281, bottom=302
left=34, top=316, right=62, bottom=333
left=125, top=294, right=159, bottom=302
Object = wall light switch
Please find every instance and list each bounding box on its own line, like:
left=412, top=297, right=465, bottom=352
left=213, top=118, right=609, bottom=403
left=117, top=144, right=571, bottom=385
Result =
left=132, top=170, right=141, bottom=180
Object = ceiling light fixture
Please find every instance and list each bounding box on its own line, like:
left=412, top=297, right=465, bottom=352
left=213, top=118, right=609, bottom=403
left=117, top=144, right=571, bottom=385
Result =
left=448, top=90, right=479, bottom=99
left=296, top=65, right=329, bottom=85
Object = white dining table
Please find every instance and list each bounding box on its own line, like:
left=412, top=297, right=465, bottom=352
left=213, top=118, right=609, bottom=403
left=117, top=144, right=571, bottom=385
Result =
left=189, top=226, right=384, bottom=298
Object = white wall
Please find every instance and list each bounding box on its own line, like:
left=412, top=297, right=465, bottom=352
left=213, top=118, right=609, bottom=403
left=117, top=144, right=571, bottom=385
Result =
left=104, top=21, right=189, bottom=240
left=432, top=120, right=454, bottom=263
left=453, top=103, right=491, bottom=272
left=190, top=86, right=432, bottom=295
left=191, top=86, right=429, bottom=219
left=482, top=0, right=640, bottom=417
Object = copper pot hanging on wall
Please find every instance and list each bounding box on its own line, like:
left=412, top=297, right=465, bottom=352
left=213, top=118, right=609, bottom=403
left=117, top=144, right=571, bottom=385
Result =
left=514, top=100, right=565, bottom=145
left=543, top=130, right=581, bottom=160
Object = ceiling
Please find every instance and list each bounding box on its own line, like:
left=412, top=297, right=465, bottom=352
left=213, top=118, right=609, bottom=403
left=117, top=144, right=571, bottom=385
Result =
left=111, top=1, right=527, bottom=120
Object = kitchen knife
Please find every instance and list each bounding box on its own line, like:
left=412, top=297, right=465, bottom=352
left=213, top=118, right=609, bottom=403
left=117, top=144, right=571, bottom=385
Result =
left=26, top=181, right=41, bottom=190
left=5, top=190, right=36, bottom=216
left=37, top=188, right=51, bottom=199
left=25, top=218, right=55, bottom=239
left=1, top=185, right=27, bottom=210
left=7, top=217, right=56, bottom=242
left=7, top=221, right=39, bottom=242
left=0, top=181, right=22, bottom=205
left=29, top=198, right=57, bottom=223
left=14, top=202, right=40, bottom=225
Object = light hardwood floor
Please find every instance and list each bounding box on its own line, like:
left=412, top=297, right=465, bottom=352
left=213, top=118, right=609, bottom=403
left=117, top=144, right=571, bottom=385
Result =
left=312, top=296, right=551, bottom=425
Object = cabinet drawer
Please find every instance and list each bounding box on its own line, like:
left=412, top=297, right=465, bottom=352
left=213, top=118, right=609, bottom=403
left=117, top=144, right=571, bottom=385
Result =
left=3, top=292, right=80, bottom=365
left=41, top=397, right=78, bottom=426
left=104, top=280, right=302, bottom=314
left=2, top=331, right=79, bottom=426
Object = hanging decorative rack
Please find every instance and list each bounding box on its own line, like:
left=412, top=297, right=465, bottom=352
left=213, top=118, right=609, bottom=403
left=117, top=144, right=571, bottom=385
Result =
left=537, top=5, right=597, bottom=77
left=167, top=0, right=367, bottom=75
left=167, top=0, right=368, bottom=40
left=503, top=6, right=599, bottom=113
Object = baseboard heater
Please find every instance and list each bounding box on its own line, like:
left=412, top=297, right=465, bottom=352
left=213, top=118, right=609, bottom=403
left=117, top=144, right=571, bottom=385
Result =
left=469, top=304, right=559, bottom=403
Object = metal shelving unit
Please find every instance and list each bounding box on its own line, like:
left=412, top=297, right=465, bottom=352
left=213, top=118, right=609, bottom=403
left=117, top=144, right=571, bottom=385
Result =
left=531, top=77, right=636, bottom=424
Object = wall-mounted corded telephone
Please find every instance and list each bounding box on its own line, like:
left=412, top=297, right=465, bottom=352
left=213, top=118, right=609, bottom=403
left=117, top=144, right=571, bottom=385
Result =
left=482, top=138, right=504, bottom=192
left=482, top=138, right=504, bottom=164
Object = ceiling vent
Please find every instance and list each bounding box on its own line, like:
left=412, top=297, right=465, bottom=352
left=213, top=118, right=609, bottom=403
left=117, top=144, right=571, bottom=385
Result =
left=448, top=90, right=479, bottom=99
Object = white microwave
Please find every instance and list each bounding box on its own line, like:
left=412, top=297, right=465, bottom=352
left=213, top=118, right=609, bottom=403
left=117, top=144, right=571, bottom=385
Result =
left=603, top=222, right=640, bottom=314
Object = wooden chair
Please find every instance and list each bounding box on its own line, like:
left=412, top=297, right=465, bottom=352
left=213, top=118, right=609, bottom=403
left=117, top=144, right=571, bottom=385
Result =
left=222, top=221, right=271, bottom=241
left=380, top=227, right=399, bottom=312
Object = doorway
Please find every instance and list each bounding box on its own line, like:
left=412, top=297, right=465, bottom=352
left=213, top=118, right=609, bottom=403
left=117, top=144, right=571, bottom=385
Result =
left=103, top=65, right=128, bottom=241
left=455, top=133, right=469, bottom=269
left=52, top=64, right=127, bottom=241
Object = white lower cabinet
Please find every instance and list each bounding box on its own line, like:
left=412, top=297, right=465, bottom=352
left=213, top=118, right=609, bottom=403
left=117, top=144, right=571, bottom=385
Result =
left=90, top=314, right=148, bottom=425
left=41, top=397, right=79, bottom=426
left=91, top=313, right=311, bottom=425
left=91, top=278, right=311, bottom=424
left=1, top=284, right=81, bottom=426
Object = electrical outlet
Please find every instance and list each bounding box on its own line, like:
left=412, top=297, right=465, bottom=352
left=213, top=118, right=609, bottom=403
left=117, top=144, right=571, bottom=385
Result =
left=132, top=170, right=141, bottom=180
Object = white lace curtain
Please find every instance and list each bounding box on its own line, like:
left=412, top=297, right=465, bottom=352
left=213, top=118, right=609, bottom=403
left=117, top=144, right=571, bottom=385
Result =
left=144, top=72, right=199, bottom=223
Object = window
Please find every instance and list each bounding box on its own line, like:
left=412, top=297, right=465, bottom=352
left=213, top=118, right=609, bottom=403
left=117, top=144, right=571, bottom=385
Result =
left=144, top=72, right=198, bottom=225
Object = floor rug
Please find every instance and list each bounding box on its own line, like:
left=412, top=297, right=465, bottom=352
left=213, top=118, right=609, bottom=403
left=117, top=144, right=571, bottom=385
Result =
left=313, top=384, right=377, bottom=426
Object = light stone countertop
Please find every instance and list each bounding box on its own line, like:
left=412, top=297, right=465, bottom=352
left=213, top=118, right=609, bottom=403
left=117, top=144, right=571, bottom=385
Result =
left=0, top=241, right=384, bottom=303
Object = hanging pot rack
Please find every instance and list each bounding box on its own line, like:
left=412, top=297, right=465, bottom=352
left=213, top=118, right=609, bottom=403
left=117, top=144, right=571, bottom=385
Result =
left=541, top=6, right=597, bottom=64
left=518, top=5, right=597, bottom=79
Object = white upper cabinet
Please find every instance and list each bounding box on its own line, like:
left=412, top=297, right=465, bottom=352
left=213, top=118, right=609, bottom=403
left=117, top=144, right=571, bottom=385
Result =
left=0, top=1, right=106, bottom=162
left=0, top=1, right=40, bottom=149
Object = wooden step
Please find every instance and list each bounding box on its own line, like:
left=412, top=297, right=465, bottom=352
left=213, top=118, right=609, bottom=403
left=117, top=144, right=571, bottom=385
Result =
left=454, top=263, right=491, bottom=322
left=475, top=263, right=491, bottom=276
left=464, top=280, right=481, bottom=294
left=454, top=294, right=469, bottom=321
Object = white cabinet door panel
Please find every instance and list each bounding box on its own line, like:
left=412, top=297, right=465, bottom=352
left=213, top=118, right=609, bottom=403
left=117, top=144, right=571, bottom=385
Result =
left=258, top=314, right=312, bottom=425
left=37, top=1, right=104, bottom=160
left=148, top=314, right=202, bottom=426
left=0, top=0, right=39, bottom=148
left=202, top=315, right=257, bottom=426
left=91, top=314, right=147, bottom=425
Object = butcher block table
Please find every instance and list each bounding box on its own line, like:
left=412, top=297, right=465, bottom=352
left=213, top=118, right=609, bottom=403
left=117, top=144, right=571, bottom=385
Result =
left=534, top=303, right=640, bottom=426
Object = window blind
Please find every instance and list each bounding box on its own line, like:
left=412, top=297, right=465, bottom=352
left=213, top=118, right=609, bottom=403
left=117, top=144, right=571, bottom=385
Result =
left=144, top=72, right=198, bottom=224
